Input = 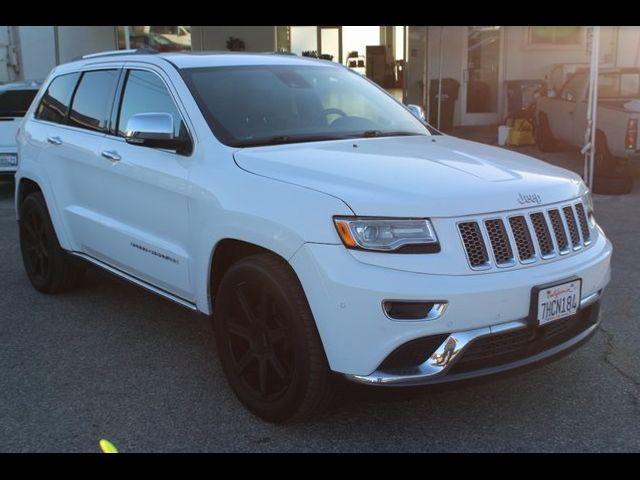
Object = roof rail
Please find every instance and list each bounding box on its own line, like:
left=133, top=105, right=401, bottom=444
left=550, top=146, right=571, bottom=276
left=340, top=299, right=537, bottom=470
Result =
left=269, top=51, right=297, bottom=56
left=73, top=48, right=158, bottom=61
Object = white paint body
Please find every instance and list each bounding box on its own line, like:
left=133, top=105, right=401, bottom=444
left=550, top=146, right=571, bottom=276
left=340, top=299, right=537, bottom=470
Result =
left=16, top=53, right=612, bottom=376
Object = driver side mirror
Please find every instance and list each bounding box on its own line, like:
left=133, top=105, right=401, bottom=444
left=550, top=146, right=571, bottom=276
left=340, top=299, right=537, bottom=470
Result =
left=406, top=104, right=426, bottom=121
left=124, top=113, right=190, bottom=154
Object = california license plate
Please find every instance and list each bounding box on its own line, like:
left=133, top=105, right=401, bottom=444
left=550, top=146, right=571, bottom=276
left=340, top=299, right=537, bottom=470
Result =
left=535, top=279, right=582, bottom=326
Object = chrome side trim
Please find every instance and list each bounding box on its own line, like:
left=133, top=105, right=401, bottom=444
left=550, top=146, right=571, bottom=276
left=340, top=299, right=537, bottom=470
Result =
left=69, top=251, right=198, bottom=311
left=345, top=291, right=603, bottom=386
left=580, top=289, right=602, bottom=309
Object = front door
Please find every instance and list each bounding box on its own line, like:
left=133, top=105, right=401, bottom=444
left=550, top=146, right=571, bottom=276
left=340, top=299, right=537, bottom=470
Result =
left=85, top=67, right=194, bottom=301
left=461, top=26, right=503, bottom=125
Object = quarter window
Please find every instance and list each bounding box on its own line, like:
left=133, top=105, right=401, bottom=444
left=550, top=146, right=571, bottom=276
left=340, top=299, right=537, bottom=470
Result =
left=117, top=70, right=184, bottom=138
left=35, top=73, right=80, bottom=124
left=69, top=70, right=120, bottom=133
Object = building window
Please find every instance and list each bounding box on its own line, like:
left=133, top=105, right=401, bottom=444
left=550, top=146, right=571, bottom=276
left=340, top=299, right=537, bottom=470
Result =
left=116, top=26, right=191, bottom=52
left=528, top=26, right=584, bottom=46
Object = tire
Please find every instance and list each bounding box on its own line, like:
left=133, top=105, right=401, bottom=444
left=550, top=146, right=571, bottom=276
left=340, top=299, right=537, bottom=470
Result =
left=593, top=131, right=620, bottom=177
left=213, top=253, right=336, bottom=423
left=535, top=112, right=556, bottom=152
left=19, top=192, right=85, bottom=293
left=592, top=174, right=633, bottom=195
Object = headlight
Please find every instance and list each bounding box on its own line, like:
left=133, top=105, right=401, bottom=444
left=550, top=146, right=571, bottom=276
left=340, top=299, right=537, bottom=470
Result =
left=333, top=217, right=440, bottom=253
left=0, top=153, right=18, bottom=168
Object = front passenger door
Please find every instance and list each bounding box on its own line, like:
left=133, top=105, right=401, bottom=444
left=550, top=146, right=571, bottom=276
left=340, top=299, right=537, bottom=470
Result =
left=86, top=68, right=194, bottom=301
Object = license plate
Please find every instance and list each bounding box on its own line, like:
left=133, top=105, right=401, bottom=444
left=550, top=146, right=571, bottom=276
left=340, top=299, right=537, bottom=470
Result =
left=535, top=279, right=582, bottom=326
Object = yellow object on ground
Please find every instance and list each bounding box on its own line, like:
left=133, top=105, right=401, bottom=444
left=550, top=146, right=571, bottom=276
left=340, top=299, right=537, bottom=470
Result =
left=99, top=438, right=119, bottom=453
left=507, top=118, right=535, bottom=146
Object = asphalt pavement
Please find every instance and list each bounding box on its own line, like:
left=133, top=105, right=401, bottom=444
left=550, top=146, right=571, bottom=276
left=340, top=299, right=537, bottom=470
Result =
left=1, top=141, right=639, bottom=451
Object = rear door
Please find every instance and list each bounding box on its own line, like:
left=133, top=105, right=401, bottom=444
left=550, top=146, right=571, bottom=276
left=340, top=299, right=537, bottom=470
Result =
left=80, top=66, right=194, bottom=301
left=34, top=67, right=123, bottom=255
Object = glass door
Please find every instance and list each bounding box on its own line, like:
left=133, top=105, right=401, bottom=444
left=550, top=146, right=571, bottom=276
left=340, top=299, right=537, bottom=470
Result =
left=318, top=26, right=342, bottom=63
left=461, top=26, right=502, bottom=125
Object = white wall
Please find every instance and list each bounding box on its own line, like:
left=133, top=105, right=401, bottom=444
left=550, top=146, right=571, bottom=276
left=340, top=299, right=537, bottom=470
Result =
left=56, top=26, right=116, bottom=64
left=15, top=27, right=56, bottom=81
left=192, top=26, right=275, bottom=52
left=11, top=26, right=116, bottom=82
left=616, top=26, right=640, bottom=67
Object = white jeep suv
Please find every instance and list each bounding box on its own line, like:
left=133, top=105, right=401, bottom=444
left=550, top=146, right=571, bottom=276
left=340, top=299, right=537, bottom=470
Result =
left=15, top=51, right=612, bottom=422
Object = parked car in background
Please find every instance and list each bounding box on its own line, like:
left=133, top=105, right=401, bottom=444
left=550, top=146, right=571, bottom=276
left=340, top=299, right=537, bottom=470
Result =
left=0, top=80, right=41, bottom=178
left=536, top=68, right=640, bottom=193
left=15, top=51, right=611, bottom=422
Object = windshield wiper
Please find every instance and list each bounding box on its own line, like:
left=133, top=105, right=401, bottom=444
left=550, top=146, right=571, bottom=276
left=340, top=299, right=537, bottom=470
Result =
left=241, top=134, right=351, bottom=147
left=361, top=130, right=424, bottom=138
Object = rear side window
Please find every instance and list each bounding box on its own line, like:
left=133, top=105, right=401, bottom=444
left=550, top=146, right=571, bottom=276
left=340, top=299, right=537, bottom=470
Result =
left=0, top=90, right=38, bottom=117
left=69, top=70, right=120, bottom=133
left=35, top=73, right=79, bottom=124
left=117, top=69, right=184, bottom=138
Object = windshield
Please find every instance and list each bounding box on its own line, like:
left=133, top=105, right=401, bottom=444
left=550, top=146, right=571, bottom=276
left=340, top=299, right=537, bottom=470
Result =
left=181, top=64, right=435, bottom=147
left=0, top=89, right=37, bottom=117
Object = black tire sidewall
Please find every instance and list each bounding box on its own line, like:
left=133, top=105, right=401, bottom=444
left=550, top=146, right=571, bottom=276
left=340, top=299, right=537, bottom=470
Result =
left=213, top=256, right=321, bottom=422
left=19, top=193, right=59, bottom=291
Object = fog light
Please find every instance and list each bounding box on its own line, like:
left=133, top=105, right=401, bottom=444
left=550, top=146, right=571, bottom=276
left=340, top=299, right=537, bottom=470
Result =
left=383, top=301, right=447, bottom=321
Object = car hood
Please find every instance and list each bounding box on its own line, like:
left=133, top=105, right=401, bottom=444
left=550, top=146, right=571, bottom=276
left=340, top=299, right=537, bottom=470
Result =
left=233, top=135, right=586, bottom=217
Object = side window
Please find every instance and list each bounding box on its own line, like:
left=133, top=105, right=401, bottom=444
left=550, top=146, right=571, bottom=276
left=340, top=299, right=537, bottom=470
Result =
left=35, top=73, right=80, bottom=124
left=68, top=70, right=120, bottom=133
left=117, top=70, right=184, bottom=139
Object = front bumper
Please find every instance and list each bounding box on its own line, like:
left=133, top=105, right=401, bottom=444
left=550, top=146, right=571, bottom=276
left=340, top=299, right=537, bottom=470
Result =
left=345, top=293, right=601, bottom=386
left=289, top=231, right=611, bottom=376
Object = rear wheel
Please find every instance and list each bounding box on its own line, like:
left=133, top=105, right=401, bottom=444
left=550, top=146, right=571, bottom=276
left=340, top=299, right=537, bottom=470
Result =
left=535, top=112, right=556, bottom=152
left=19, top=192, right=84, bottom=293
left=213, top=253, right=336, bottom=423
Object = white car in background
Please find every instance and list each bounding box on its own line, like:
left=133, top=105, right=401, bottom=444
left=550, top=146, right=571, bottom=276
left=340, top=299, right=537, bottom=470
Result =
left=15, top=51, right=611, bottom=422
left=0, top=80, right=41, bottom=178
left=536, top=68, right=640, bottom=194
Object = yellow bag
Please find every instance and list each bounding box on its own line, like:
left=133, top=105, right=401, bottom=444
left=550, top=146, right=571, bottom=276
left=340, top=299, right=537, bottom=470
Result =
left=507, top=118, right=535, bottom=146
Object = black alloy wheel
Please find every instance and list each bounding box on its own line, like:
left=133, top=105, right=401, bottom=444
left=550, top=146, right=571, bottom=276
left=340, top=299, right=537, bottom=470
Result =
left=214, top=254, right=335, bottom=423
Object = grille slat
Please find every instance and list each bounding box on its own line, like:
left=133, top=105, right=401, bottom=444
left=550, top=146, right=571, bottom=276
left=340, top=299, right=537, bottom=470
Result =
left=574, top=202, right=591, bottom=244
left=484, top=219, right=514, bottom=265
left=530, top=212, right=554, bottom=257
left=458, top=202, right=593, bottom=271
left=508, top=216, right=535, bottom=261
left=458, top=222, right=489, bottom=268
left=563, top=206, right=581, bottom=248
left=548, top=209, right=569, bottom=252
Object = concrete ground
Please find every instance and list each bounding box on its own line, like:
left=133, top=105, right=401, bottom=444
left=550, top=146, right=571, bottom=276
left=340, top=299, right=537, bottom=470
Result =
left=1, top=133, right=639, bottom=452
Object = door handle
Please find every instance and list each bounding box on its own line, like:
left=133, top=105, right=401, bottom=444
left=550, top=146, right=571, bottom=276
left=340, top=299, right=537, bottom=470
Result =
left=47, top=136, right=62, bottom=145
left=101, top=150, right=121, bottom=162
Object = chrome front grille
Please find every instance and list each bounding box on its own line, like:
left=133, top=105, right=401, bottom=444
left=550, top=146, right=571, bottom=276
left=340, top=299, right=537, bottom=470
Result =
left=458, top=201, right=593, bottom=271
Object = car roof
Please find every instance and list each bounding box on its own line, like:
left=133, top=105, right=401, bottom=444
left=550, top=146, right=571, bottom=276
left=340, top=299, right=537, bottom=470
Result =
left=56, top=50, right=338, bottom=72
left=0, top=80, right=43, bottom=92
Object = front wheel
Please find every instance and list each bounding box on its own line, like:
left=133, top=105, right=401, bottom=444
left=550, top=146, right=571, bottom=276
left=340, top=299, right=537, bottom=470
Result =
left=213, top=253, right=336, bottom=423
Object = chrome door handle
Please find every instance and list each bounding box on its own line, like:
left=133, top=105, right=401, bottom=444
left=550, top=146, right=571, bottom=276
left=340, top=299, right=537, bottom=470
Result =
left=101, top=150, right=121, bottom=162
left=47, top=136, right=62, bottom=145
